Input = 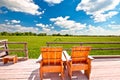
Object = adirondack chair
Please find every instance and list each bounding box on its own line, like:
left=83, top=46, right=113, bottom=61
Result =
left=65, top=46, right=93, bottom=80
left=40, top=47, right=64, bottom=80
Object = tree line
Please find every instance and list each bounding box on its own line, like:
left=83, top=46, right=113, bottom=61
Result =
left=0, top=32, right=46, bottom=36
left=0, top=32, right=119, bottom=37
left=0, top=32, right=71, bottom=36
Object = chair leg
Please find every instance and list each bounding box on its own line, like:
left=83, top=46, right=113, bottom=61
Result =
left=61, top=66, right=64, bottom=80
left=67, top=65, right=72, bottom=80
left=63, top=62, right=66, bottom=70
left=85, top=69, right=90, bottom=79
left=61, top=71, right=64, bottom=80
left=40, top=68, right=43, bottom=80
left=68, top=70, right=72, bottom=80
left=13, top=56, right=18, bottom=63
left=3, top=58, right=8, bottom=64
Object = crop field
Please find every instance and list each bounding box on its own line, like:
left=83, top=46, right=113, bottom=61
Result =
left=0, top=36, right=120, bottom=58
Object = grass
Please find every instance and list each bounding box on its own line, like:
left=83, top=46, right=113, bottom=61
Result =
left=0, top=36, right=120, bottom=58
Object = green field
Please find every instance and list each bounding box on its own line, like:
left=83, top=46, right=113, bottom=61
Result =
left=0, top=36, right=120, bottom=58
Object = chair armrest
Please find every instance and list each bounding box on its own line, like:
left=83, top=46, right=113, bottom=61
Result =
left=87, top=56, right=94, bottom=65
left=88, top=56, right=94, bottom=60
left=62, top=50, right=71, bottom=61
left=36, top=54, right=42, bottom=63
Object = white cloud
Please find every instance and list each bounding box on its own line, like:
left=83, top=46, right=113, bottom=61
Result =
left=42, top=24, right=120, bottom=35
left=111, top=21, right=116, bottom=24
left=11, top=20, right=20, bottom=24
left=0, top=23, right=39, bottom=33
left=5, top=20, right=8, bottom=22
left=44, top=0, right=63, bottom=5
left=48, top=16, right=120, bottom=35
left=4, top=19, right=20, bottom=24
left=1, top=18, right=120, bottom=35
left=39, top=17, right=42, bottom=19
left=36, top=23, right=50, bottom=28
left=55, top=25, right=120, bottom=35
left=36, top=23, right=46, bottom=28
left=81, top=25, right=120, bottom=35
left=92, top=11, right=118, bottom=22
left=36, top=23, right=52, bottom=32
left=76, top=0, right=120, bottom=22
left=0, top=0, right=42, bottom=15
left=2, top=21, right=118, bottom=35
left=50, top=16, right=86, bottom=30
left=108, top=24, right=120, bottom=29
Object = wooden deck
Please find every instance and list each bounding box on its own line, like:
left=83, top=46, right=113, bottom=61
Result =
left=0, top=58, right=120, bottom=80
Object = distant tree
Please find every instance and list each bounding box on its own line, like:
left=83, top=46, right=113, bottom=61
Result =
left=37, top=33, right=47, bottom=36
left=52, top=33, right=61, bottom=36
left=57, top=33, right=61, bottom=36
left=1, top=32, right=8, bottom=36
left=24, top=32, right=29, bottom=36
left=64, top=34, right=69, bottom=36
left=14, top=32, right=20, bottom=36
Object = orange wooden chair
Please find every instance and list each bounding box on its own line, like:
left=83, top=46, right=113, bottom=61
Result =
left=65, top=46, right=93, bottom=80
left=40, top=47, right=64, bottom=80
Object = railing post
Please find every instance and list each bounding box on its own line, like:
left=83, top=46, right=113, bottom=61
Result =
left=46, top=42, right=49, bottom=47
left=80, top=43, right=83, bottom=46
left=4, top=40, right=9, bottom=55
left=24, top=43, right=28, bottom=59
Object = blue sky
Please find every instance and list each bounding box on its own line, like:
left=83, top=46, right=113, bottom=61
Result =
left=0, top=0, right=120, bottom=35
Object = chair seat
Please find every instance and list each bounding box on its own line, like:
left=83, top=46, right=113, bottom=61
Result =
left=42, top=66, right=63, bottom=72
left=71, top=63, right=89, bottom=70
left=43, top=63, right=62, bottom=66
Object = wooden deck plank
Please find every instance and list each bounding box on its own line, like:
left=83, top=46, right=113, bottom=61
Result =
left=90, top=58, right=120, bottom=80
left=0, top=58, right=120, bottom=80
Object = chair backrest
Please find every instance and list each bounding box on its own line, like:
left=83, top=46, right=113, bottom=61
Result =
left=41, top=47, right=63, bottom=65
left=71, top=46, right=91, bottom=64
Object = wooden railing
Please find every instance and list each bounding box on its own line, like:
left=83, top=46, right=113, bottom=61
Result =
left=46, top=42, right=120, bottom=58
left=46, top=42, right=120, bottom=50
left=0, top=39, right=28, bottom=59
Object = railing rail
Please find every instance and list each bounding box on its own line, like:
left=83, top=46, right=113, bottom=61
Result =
left=46, top=42, right=120, bottom=50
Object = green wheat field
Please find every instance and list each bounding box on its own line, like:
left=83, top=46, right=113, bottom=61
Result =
left=0, top=36, right=120, bottom=58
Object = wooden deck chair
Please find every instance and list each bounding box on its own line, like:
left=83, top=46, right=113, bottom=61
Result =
left=65, top=46, right=93, bottom=80
left=40, top=47, right=64, bottom=80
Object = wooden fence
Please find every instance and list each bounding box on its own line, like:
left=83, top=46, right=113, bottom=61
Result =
left=46, top=42, right=120, bottom=58
left=46, top=42, right=120, bottom=50
left=0, top=39, right=28, bottom=60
